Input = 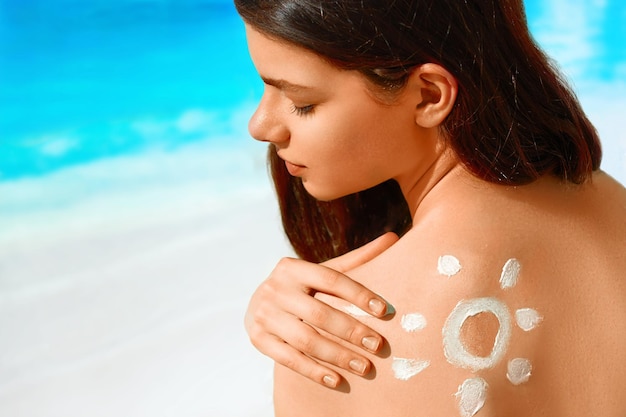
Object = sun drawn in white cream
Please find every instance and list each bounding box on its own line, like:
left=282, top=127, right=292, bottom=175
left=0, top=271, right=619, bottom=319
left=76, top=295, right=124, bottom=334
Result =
left=392, top=256, right=543, bottom=417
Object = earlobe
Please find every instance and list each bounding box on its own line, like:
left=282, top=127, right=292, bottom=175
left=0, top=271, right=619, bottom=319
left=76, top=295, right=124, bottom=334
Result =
left=410, top=63, right=458, bottom=128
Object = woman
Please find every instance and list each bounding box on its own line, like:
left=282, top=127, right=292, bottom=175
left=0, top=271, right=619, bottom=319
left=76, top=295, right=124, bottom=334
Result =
left=236, top=0, right=626, bottom=416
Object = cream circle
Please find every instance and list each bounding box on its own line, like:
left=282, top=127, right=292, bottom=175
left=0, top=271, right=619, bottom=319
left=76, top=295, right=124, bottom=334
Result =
left=401, top=312, right=427, bottom=332
left=455, top=377, right=488, bottom=417
left=515, top=308, right=543, bottom=331
left=391, top=357, right=430, bottom=381
left=500, top=258, right=521, bottom=289
left=438, top=255, right=462, bottom=277
left=507, top=358, right=532, bottom=385
left=442, top=297, right=512, bottom=372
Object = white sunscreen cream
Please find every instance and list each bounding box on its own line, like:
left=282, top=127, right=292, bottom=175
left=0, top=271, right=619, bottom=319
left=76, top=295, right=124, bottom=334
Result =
left=438, top=255, right=462, bottom=277
left=401, top=312, right=427, bottom=332
left=515, top=308, right=543, bottom=331
left=456, top=377, right=488, bottom=417
left=507, top=358, right=532, bottom=385
left=343, top=304, right=372, bottom=318
left=391, top=357, right=430, bottom=381
left=500, top=258, right=521, bottom=289
left=443, top=297, right=512, bottom=371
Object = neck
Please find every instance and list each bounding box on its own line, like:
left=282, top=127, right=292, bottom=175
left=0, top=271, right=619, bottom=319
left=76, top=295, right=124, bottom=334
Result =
left=396, top=148, right=463, bottom=220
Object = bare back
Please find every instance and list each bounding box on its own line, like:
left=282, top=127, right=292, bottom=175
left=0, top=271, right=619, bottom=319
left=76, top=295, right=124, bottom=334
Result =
left=274, top=170, right=626, bottom=417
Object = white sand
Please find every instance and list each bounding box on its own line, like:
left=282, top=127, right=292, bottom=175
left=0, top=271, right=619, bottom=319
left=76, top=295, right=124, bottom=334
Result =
left=0, top=143, right=288, bottom=417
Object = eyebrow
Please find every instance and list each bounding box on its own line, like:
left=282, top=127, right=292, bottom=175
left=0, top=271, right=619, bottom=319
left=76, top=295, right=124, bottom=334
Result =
left=261, top=77, right=314, bottom=92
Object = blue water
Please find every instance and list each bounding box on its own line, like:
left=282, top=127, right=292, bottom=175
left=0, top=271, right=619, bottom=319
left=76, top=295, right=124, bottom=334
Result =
left=1, top=0, right=625, bottom=181
left=0, top=0, right=260, bottom=179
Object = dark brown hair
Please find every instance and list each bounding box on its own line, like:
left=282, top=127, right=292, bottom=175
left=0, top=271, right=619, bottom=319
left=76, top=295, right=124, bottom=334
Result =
left=235, top=0, right=602, bottom=262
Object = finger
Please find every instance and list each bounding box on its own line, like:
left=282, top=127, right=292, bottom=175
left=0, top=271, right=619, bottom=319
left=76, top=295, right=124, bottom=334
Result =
left=320, top=233, right=398, bottom=317
left=276, top=257, right=394, bottom=317
left=257, top=332, right=343, bottom=388
left=245, top=287, right=379, bottom=359
left=266, top=313, right=374, bottom=377
left=281, top=292, right=383, bottom=354
left=322, top=232, right=399, bottom=273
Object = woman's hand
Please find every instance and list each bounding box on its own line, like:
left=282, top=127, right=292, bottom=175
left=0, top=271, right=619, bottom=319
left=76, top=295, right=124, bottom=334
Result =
left=244, top=232, right=398, bottom=388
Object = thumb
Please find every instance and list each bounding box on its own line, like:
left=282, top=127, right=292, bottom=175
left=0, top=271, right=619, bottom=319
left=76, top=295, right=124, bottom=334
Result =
left=322, top=232, right=399, bottom=273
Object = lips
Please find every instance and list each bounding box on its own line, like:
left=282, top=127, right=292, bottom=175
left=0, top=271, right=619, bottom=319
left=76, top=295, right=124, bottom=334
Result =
left=277, top=152, right=306, bottom=176
left=284, top=160, right=305, bottom=176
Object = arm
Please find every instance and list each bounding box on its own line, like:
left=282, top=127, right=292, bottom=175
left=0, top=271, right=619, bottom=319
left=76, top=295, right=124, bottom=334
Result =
left=244, top=232, right=398, bottom=388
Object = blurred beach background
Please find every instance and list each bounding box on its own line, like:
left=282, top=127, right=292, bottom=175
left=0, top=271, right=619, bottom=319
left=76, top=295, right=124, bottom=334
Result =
left=0, top=0, right=624, bottom=416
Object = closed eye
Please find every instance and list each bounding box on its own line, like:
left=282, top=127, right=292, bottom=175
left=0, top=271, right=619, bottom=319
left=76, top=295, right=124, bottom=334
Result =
left=290, top=103, right=316, bottom=116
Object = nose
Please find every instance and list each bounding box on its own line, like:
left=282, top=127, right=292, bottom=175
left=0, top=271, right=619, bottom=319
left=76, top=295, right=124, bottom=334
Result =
left=248, top=92, right=289, bottom=145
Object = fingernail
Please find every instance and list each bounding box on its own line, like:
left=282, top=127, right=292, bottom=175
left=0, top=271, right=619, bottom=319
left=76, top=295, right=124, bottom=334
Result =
left=369, top=298, right=395, bottom=316
left=368, top=298, right=385, bottom=315
left=323, top=375, right=338, bottom=387
left=362, top=336, right=380, bottom=351
left=349, top=359, right=367, bottom=374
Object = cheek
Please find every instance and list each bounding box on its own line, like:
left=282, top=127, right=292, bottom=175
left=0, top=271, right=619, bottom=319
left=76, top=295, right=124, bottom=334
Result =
left=295, top=100, right=419, bottom=200
left=310, top=120, right=395, bottom=188
left=293, top=121, right=377, bottom=200
left=318, top=105, right=390, bottom=154
left=324, top=105, right=416, bottom=169
left=310, top=121, right=377, bottom=171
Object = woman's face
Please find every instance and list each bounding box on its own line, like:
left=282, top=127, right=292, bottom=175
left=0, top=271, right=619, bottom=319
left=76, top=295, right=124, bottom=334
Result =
left=245, top=25, right=442, bottom=201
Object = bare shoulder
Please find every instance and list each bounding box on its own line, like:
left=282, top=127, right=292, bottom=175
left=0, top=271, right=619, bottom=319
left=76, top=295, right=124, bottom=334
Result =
left=275, top=172, right=626, bottom=417
left=360, top=171, right=626, bottom=416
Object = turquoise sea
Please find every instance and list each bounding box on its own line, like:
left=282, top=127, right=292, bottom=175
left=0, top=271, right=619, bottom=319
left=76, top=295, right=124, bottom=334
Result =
left=1, top=0, right=258, bottom=179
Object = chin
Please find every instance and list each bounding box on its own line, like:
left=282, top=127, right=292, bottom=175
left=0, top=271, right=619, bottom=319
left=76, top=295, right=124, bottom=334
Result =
left=302, top=181, right=357, bottom=202
left=305, top=190, right=344, bottom=202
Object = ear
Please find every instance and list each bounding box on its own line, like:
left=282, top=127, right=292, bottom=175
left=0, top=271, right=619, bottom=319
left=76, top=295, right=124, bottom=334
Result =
left=408, top=63, right=458, bottom=128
